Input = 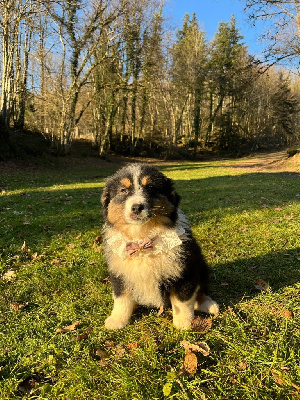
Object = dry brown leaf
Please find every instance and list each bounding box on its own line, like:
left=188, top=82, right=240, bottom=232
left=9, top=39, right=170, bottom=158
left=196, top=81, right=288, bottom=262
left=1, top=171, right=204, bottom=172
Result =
left=280, top=309, right=294, bottom=319
left=96, top=349, right=109, bottom=359
left=95, top=349, right=110, bottom=367
left=2, top=268, right=17, bottom=281
left=21, top=240, right=27, bottom=252
left=183, top=350, right=198, bottom=375
left=275, top=207, right=283, bottom=211
left=10, top=302, right=28, bottom=311
left=191, top=316, right=212, bottom=333
left=127, top=342, right=139, bottom=352
left=271, top=370, right=284, bottom=386
left=254, top=279, right=270, bottom=292
left=66, top=243, right=76, bottom=249
left=76, top=233, right=82, bottom=239
left=237, top=362, right=248, bottom=370
left=180, top=340, right=210, bottom=356
left=157, top=305, right=164, bottom=316
left=55, top=321, right=80, bottom=334
left=113, top=345, right=126, bottom=358
left=76, top=326, right=92, bottom=341
left=104, top=340, right=116, bottom=350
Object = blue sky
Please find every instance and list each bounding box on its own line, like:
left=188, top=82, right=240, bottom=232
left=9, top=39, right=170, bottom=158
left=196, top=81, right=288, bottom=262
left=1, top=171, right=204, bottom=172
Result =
left=167, top=0, right=266, bottom=56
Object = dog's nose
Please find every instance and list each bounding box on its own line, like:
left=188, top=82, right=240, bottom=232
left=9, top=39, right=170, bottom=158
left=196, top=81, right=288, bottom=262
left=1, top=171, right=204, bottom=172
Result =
left=131, top=203, right=145, bottom=214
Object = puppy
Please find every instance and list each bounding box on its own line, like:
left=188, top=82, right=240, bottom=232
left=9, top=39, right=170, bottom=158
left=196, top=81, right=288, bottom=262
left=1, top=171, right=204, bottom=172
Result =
left=101, top=163, right=219, bottom=329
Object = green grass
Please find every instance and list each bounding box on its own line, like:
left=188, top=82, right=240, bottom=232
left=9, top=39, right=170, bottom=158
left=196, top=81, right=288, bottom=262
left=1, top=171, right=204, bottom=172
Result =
left=0, top=156, right=299, bottom=399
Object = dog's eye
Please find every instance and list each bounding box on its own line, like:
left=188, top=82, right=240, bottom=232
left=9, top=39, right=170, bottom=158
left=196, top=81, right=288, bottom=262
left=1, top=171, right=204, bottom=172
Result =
left=120, top=187, right=128, bottom=194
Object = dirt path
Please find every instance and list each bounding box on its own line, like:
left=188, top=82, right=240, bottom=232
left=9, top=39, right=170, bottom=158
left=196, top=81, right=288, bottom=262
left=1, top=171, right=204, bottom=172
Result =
left=227, top=151, right=300, bottom=173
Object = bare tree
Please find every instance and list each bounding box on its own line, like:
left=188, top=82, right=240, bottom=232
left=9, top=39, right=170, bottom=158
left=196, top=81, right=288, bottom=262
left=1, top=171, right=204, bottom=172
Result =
left=245, top=0, right=300, bottom=65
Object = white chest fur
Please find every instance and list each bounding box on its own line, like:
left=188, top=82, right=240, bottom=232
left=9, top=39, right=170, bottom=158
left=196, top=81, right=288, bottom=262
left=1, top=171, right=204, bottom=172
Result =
left=104, top=212, right=190, bottom=307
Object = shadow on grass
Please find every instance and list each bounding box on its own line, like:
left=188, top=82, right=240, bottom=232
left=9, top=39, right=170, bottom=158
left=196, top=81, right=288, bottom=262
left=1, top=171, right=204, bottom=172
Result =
left=210, top=247, right=300, bottom=307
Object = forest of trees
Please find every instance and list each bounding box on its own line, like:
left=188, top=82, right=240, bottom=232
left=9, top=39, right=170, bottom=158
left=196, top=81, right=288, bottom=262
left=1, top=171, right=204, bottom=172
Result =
left=0, top=0, right=299, bottom=159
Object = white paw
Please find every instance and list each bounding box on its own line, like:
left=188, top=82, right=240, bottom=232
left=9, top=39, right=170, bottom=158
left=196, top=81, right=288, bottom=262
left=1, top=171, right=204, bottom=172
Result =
left=105, top=316, right=129, bottom=330
left=173, top=317, right=192, bottom=330
left=197, top=299, right=219, bottom=315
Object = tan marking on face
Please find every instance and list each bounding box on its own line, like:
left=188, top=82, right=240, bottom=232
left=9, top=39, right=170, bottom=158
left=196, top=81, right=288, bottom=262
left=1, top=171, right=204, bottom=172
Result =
left=121, top=178, right=132, bottom=188
left=141, top=176, right=150, bottom=186
left=107, top=202, right=126, bottom=226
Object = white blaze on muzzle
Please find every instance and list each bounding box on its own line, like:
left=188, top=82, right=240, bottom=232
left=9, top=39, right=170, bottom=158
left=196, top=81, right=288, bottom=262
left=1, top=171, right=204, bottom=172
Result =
left=124, top=165, right=150, bottom=224
left=124, top=193, right=149, bottom=223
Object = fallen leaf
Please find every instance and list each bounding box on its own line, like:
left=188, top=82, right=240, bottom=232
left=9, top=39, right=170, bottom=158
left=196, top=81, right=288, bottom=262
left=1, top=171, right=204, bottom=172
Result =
left=95, top=349, right=110, bottom=366
left=31, top=252, right=38, bottom=260
left=237, top=362, right=248, bottom=370
left=280, top=309, right=293, bottom=319
left=157, top=305, right=164, bottom=316
left=76, top=326, right=92, bottom=341
left=254, top=279, right=270, bottom=292
left=21, top=240, right=27, bottom=251
left=275, top=207, right=283, bottom=211
left=10, top=302, right=28, bottom=311
left=103, top=341, right=125, bottom=358
left=183, top=350, right=198, bottom=375
left=76, top=233, right=82, bottom=239
left=127, top=342, right=139, bottom=352
left=95, top=349, right=109, bottom=359
left=66, top=243, right=76, bottom=249
left=101, top=277, right=110, bottom=284
left=191, top=316, right=212, bottom=333
left=104, top=340, right=116, bottom=350
left=221, top=282, right=229, bottom=286
left=55, top=321, right=80, bottom=334
left=271, top=370, right=284, bottom=386
left=113, top=345, right=126, bottom=358
left=2, top=268, right=17, bottom=281
left=180, top=340, right=210, bottom=356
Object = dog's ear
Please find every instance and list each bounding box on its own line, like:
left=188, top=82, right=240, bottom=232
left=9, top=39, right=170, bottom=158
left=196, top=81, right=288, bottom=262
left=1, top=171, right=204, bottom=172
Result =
left=101, top=185, right=110, bottom=219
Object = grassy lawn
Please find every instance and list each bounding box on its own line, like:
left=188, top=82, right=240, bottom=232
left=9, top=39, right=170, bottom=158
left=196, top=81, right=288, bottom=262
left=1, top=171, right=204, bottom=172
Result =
left=0, top=154, right=299, bottom=399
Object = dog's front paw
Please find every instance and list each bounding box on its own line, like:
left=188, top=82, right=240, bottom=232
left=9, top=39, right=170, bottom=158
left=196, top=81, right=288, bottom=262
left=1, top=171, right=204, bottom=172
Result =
left=105, top=316, right=129, bottom=330
left=173, top=316, right=191, bottom=330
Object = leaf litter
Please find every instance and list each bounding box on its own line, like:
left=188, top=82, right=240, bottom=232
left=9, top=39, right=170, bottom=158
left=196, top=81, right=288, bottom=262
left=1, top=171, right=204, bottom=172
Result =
left=179, top=340, right=210, bottom=376
left=55, top=321, right=80, bottom=334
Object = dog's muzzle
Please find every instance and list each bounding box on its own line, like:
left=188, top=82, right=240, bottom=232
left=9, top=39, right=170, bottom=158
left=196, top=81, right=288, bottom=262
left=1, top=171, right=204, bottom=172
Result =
left=125, top=196, right=150, bottom=223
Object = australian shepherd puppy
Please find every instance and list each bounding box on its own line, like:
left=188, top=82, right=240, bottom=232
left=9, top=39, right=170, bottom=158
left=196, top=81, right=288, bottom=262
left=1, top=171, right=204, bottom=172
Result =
left=101, top=163, right=219, bottom=330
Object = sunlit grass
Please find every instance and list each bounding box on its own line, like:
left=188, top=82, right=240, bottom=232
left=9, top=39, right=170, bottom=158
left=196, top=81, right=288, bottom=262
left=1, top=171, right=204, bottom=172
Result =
left=0, top=156, right=299, bottom=399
